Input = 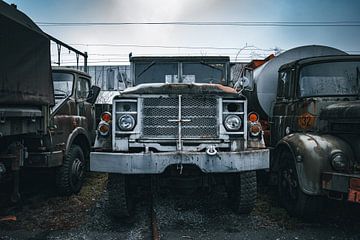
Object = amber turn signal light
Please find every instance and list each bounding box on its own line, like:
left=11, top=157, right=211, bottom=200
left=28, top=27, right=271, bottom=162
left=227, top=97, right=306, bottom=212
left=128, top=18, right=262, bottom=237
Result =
left=98, top=122, right=110, bottom=136
left=248, top=112, right=259, bottom=122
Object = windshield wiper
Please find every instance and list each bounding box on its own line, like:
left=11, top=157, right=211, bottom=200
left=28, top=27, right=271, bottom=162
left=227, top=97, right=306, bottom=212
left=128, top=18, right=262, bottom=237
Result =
left=136, top=61, right=156, bottom=78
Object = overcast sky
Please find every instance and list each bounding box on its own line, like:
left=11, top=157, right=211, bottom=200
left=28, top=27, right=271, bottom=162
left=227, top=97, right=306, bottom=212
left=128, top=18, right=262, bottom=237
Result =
left=4, top=0, right=360, bottom=65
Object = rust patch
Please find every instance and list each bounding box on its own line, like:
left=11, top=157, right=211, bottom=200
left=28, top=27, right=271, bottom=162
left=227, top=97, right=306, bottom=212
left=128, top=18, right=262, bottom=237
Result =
left=297, top=112, right=316, bottom=130
left=214, top=84, right=237, bottom=94
left=350, top=178, right=360, bottom=191
left=348, top=189, right=360, bottom=203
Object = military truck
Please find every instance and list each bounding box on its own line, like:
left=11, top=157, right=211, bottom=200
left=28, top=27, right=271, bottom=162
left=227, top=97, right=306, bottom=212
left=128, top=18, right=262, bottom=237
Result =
left=0, top=1, right=99, bottom=201
left=90, top=56, right=269, bottom=217
left=250, top=52, right=360, bottom=217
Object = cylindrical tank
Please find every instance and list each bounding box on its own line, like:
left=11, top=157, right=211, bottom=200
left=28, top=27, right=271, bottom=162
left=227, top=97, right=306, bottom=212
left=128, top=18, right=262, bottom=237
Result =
left=248, top=45, right=347, bottom=119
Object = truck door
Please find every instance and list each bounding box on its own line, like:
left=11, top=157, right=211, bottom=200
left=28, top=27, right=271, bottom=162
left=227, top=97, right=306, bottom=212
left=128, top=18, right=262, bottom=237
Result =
left=76, top=76, right=94, bottom=135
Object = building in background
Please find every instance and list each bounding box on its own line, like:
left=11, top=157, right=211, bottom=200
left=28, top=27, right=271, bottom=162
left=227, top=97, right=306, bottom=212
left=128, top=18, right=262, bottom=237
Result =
left=75, top=65, right=131, bottom=91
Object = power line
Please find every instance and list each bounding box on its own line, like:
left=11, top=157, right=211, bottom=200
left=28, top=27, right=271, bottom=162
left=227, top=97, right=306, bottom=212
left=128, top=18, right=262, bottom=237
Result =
left=61, top=43, right=278, bottom=51
left=38, top=21, right=360, bottom=27
left=50, top=42, right=360, bottom=54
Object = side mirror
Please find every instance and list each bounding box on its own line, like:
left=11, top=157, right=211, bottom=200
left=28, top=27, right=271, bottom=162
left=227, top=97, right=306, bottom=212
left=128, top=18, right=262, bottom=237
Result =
left=233, top=67, right=254, bottom=92
left=238, top=76, right=251, bottom=88
left=86, top=85, right=101, bottom=104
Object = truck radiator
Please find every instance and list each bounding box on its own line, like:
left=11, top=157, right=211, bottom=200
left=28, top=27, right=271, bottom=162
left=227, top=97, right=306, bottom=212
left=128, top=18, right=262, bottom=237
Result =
left=142, top=96, right=218, bottom=139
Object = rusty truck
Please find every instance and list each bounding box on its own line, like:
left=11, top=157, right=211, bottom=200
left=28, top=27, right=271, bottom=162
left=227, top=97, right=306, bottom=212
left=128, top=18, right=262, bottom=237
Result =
left=246, top=45, right=360, bottom=217
left=90, top=56, right=269, bottom=218
left=0, top=2, right=100, bottom=201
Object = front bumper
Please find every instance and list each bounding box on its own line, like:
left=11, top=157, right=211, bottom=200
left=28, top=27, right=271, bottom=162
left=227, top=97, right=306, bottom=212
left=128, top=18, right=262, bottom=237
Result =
left=90, top=149, right=269, bottom=174
left=322, top=172, right=360, bottom=203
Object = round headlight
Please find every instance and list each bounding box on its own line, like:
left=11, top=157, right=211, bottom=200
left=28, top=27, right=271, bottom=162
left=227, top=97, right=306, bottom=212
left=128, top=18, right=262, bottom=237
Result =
left=224, top=115, right=242, bottom=131
left=331, top=152, right=348, bottom=171
left=118, top=115, right=135, bottom=131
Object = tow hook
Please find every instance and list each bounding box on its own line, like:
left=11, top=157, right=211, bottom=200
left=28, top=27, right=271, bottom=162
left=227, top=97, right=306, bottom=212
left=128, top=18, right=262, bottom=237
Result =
left=206, top=145, right=217, bottom=156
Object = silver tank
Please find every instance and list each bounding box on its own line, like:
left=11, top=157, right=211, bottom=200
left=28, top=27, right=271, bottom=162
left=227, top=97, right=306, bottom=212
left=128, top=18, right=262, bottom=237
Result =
left=251, top=45, right=346, bottom=119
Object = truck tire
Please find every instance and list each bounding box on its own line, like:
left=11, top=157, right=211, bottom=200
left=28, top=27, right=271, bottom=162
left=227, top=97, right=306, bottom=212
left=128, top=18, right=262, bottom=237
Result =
left=278, top=150, right=322, bottom=218
left=56, top=144, right=85, bottom=195
left=227, top=171, right=257, bottom=214
left=107, top=173, right=134, bottom=219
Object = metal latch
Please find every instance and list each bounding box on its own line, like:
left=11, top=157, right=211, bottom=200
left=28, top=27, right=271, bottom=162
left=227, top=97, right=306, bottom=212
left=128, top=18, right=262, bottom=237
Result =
left=0, top=112, right=5, bottom=124
left=31, top=113, right=36, bottom=123
left=177, top=163, right=183, bottom=175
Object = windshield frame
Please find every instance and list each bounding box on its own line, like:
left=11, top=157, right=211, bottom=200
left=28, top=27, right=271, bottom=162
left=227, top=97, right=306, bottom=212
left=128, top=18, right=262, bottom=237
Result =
left=132, top=59, right=229, bottom=86
left=296, top=59, right=360, bottom=99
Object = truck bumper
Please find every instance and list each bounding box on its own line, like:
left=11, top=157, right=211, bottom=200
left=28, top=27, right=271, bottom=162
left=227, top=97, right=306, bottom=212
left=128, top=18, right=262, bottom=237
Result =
left=26, top=151, right=63, bottom=168
left=322, top=172, right=360, bottom=203
left=90, top=149, right=269, bottom=174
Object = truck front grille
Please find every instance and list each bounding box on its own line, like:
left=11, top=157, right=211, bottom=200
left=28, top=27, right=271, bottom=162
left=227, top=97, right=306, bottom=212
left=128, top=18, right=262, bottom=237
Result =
left=142, top=96, right=218, bottom=139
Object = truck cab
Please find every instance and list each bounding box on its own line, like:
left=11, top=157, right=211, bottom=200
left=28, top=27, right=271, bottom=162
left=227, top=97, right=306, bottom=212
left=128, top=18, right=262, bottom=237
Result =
left=90, top=56, right=269, bottom=218
left=0, top=67, right=99, bottom=200
left=271, top=55, right=360, bottom=216
left=52, top=67, right=97, bottom=145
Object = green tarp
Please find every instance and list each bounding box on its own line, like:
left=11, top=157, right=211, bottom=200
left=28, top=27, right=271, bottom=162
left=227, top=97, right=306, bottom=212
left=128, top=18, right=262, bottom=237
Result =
left=0, top=0, right=54, bottom=106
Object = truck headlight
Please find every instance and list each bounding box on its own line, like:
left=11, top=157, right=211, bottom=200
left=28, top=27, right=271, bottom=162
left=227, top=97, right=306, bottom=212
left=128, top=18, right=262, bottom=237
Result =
left=224, top=115, right=241, bottom=131
left=118, top=114, right=135, bottom=131
left=331, top=152, right=348, bottom=171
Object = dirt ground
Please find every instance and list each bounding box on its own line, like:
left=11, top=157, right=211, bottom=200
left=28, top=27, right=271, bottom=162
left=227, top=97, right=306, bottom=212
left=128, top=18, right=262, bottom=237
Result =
left=0, top=173, right=360, bottom=240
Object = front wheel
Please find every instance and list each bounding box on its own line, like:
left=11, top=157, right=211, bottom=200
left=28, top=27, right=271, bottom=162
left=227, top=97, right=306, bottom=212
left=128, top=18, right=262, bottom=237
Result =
left=56, top=144, right=85, bottom=195
left=278, top=150, right=322, bottom=218
left=226, top=171, right=257, bottom=214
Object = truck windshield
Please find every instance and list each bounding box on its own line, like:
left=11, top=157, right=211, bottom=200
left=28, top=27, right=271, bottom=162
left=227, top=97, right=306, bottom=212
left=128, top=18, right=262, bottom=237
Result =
left=135, top=62, right=178, bottom=85
left=134, top=61, right=226, bottom=85
left=182, top=62, right=225, bottom=84
left=299, top=61, right=360, bottom=97
left=52, top=72, right=74, bottom=102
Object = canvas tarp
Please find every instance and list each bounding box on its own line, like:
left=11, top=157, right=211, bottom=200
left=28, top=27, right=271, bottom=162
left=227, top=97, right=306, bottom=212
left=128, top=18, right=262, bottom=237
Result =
left=0, top=1, right=54, bottom=106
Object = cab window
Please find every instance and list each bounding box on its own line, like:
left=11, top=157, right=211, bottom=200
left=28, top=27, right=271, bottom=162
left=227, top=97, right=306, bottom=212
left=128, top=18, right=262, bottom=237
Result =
left=277, top=70, right=291, bottom=99
left=77, top=77, right=90, bottom=100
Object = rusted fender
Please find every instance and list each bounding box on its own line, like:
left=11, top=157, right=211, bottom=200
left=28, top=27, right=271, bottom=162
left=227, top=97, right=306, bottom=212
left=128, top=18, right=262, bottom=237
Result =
left=276, top=133, right=354, bottom=195
left=65, top=127, right=92, bottom=156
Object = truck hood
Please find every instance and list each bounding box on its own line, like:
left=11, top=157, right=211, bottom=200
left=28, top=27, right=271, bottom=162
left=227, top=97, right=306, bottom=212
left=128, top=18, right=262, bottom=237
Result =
left=120, top=83, right=240, bottom=97
left=320, top=100, right=360, bottom=120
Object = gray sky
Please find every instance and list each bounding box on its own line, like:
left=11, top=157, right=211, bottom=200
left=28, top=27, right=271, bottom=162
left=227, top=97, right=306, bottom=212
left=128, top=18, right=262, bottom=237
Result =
left=4, top=0, right=360, bottom=65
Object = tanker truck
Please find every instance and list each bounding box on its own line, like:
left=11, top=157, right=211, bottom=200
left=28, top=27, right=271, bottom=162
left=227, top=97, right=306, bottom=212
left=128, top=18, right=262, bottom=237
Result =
left=245, top=45, right=360, bottom=217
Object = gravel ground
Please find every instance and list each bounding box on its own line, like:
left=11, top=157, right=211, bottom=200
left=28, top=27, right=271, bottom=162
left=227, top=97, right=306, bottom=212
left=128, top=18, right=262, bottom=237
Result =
left=154, top=185, right=360, bottom=240
left=1, top=174, right=360, bottom=240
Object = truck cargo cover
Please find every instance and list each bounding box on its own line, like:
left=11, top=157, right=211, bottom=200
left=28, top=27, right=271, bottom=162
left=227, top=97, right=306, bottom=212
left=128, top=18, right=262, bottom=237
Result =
left=0, top=1, right=54, bottom=106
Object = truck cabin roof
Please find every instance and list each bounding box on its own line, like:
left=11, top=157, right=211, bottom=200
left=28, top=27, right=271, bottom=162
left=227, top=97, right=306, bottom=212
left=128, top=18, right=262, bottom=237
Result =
left=52, top=66, right=91, bottom=79
left=130, top=56, right=230, bottom=63
left=279, top=55, right=360, bottom=72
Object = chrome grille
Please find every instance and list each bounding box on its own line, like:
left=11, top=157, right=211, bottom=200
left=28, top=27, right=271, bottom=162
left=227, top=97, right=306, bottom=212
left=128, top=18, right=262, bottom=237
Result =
left=142, top=96, right=218, bottom=139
